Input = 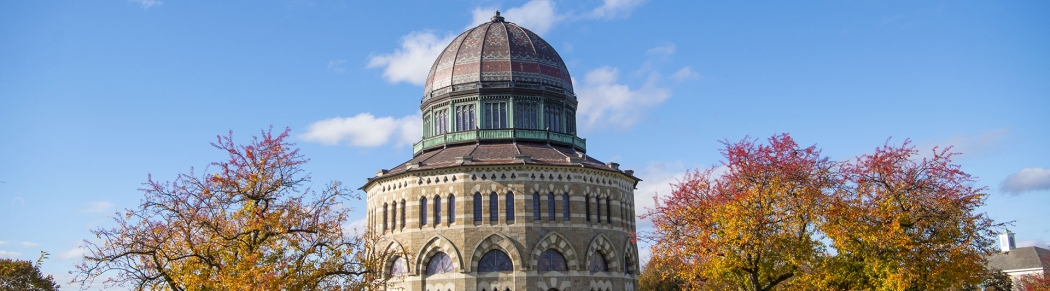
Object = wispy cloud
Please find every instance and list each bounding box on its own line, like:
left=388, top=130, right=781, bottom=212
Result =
left=469, top=0, right=563, bottom=35
left=130, top=0, right=162, bottom=8
left=59, top=246, right=87, bottom=260
left=1001, top=168, right=1050, bottom=195
left=0, top=241, right=6, bottom=247
left=920, top=129, right=1008, bottom=158
left=670, top=66, right=701, bottom=82
left=0, top=250, right=21, bottom=259
left=587, top=0, right=647, bottom=19
left=301, top=113, right=421, bottom=147
left=367, top=32, right=455, bottom=85
left=646, top=43, right=676, bottom=57
left=20, top=241, right=38, bottom=248
left=575, top=66, right=671, bottom=130
left=85, top=201, right=115, bottom=214
left=327, top=60, right=347, bottom=73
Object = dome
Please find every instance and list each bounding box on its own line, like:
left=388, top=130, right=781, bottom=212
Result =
left=422, top=12, right=574, bottom=104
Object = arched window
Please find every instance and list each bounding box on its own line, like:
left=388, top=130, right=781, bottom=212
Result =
left=477, top=250, right=513, bottom=272
left=489, top=192, right=499, bottom=222
left=605, top=197, right=611, bottom=223
left=474, top=192, right=483, bottom=222
left=537, top=249, right=568, bottom=272
left=391, top=202, right=397, bottom=230
left=594, top=196, right=601, bottom=223
left=588, top=252, right=608, bottom=274
left=420, top=197, right=428, bottom=226
left=624, top=255, right=632, bottom=274
left=562, top=193, right=570, bottom=221
left=448, top=195, right=455, bottom=224
left=532, top=192, right=541, bottom=220
left=547, top=192, right=555, bottom=220
left=388, top=256, right=407, bottom=277
left=400, top=200, right=406, bottom=229
left=383, top=203, right=388, bottom=231
left=585, top=195, right=591, bottom=222
left=505, top=192, right=515, bottom=221
left=434, top=195, right=442, bottom=225
left=425, top=252, right=454, bottom=275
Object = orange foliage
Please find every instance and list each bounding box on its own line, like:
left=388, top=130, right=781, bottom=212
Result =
left=73, top=128, right=392, bottom=290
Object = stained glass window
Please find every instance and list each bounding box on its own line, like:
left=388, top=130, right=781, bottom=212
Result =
left=505, top=192, right=514, bottom=221
left=421, top=197, right=428, bottom=226
left=594, top=196, right=601, bottom=223
left=400, top=200, right=406, bottom=229
left=562, top=194, right=570, bottom=221
left=588, top=252, right=608, bottom=274
left=477, top=250, right=513, bottom=272
left=389, top=256, right=406, bottom=277
left=448, top=195, right=455, bottom=224
left=547, top=193, right=555, bottom=220
left=434, top=195, right=441, bottom=225
left=532, top=192, right=540, bottom=220
left=474, top=192, right=482, bottom=221
left=490, top=192, right=499, bottom=222
left=426, top=252, right=454, bottom=275
left=537, top=249, right=567, bottom=272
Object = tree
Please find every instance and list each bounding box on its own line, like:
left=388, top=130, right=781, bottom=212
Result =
left=638, top=254, right=686, bottom=291
left=0, top=252, right=61, bottom=291
left=1016, top=271, right=1050, bottom=291
left=74, top=128, right=389, bottom=290
left=822, top=141, right=1000, bottom=290
left=645, top=134, right=836, bottom=290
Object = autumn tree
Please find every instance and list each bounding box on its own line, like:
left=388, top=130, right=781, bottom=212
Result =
left=638, top=254, right=686, bottom=291
left=1016, top=271, right=1050, bottom=291
left=822, top=141, right=1000, bottom=290
left=0, top=252, right=60, bottom=291
left=74, top=128, right=390, bottom=290
left=645, top=134, right=836, bottom=291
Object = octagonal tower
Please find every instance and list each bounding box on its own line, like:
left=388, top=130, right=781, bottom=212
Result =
left=362, top=12, right=641, bottom=291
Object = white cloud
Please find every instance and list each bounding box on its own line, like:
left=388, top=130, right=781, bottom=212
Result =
left=646, top=43, right=676, bottom=57
left=59, top=246, right=87, bottom=260
left=85, top=201, right=115, bottom=214
left=20, top=241, right=38, bottom=248
left=301, top=113, right=421, bottom=147
left=131, top=0, right=162, bottom=8
left=367, top=32, right=455, bottom=85
left=1016, top=239, right=1049, bottom=248
left=343, top=217, right=368, bottom=237
left=588, top=0, right=646, bottom=19
left=327, top=60, right=347, bottom=73
left=469, top=0, right=562, bottom=35
left=575, top=66, right=671, bottom=130
left=670, top=66, right=701, bottom=82
left=0, top=250, right=21, bottom=259
left=0, top=241, right=6, bottom=246
left=1001, top=168, right=1050, bottom=195
left=920, top=129, right=1008, bottom=159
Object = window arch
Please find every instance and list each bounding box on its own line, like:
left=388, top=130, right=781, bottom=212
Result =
left=489, top=192, right=499, bottom=222
left=474, top=192, right=483, bottom=222
left=505, top=192, right=515, bottom=221
left=588, top=251, right=608, bottom=274
left=383, top=203, right=388, bottom=231
left=420, top=197, right=428, bottom=226
left=537, top=249, right=568, bottom=272
left=425, top=252, right=454, bottom=275
left=477, top=250, right=513, bottom=272
left=562, top=193, right=570, bottom=221
left=434, top=195, right=442, bottom=225
left=391, top=202, right=397, bottom=230
left=388, top=256, right=407, bottom=277
left=447, top=195, right=455, bottom=224
left=532, top=192, right=540, bottom=220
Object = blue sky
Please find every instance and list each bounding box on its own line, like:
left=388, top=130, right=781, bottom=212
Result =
left=1, top=0, right=1048, bottom=287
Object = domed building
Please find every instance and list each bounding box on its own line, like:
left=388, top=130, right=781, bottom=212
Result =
left=362, top=12, right=641, bottom=291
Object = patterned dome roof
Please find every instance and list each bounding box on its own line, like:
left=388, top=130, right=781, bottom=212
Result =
left=422, top=12, right=574, bottom=103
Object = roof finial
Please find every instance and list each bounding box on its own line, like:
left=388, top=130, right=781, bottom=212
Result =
left=491, top=10, right=504, bottom=22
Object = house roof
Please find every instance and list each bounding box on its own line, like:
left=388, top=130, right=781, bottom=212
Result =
left=987, top=246, right=1050, bottom=271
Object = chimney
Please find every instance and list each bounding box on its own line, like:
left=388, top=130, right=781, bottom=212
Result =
left=999, top=230, right=1016, bottom=253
